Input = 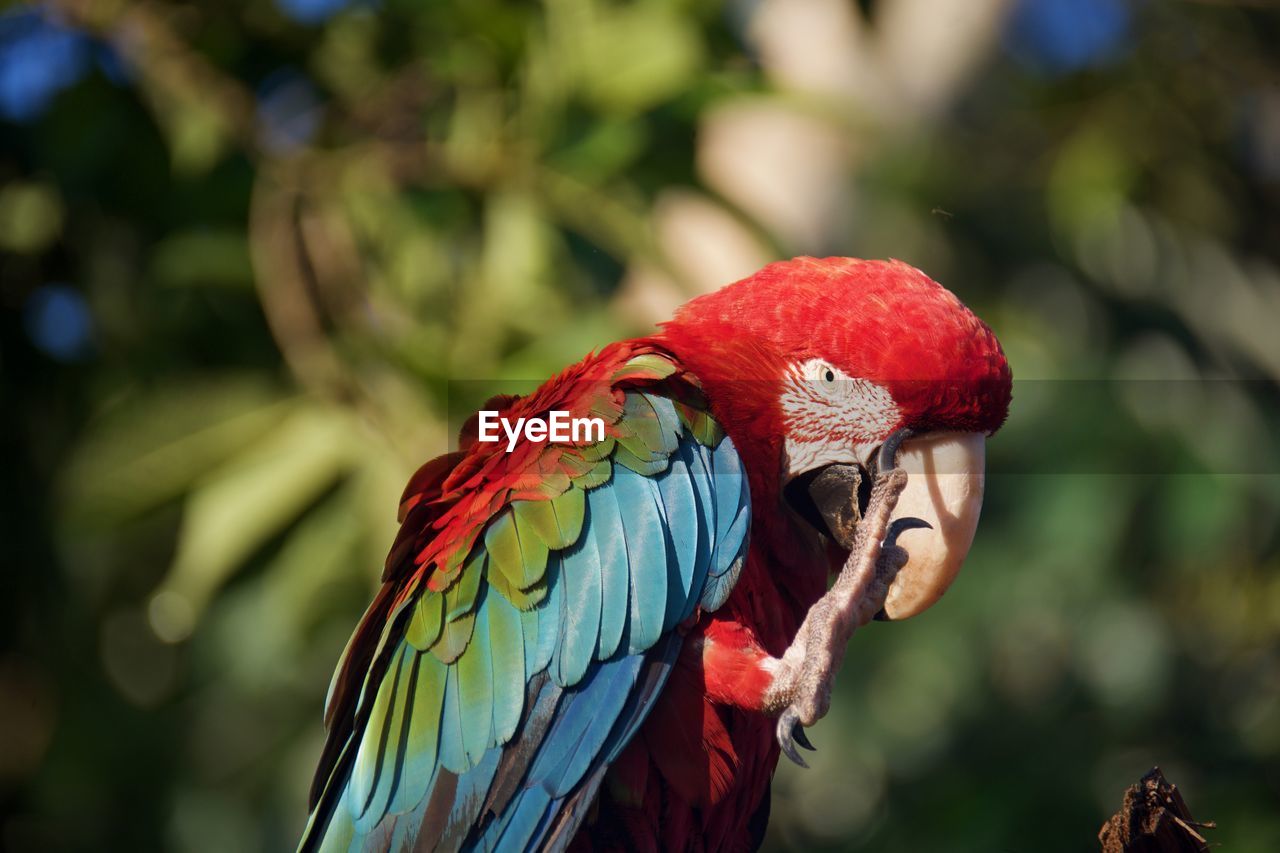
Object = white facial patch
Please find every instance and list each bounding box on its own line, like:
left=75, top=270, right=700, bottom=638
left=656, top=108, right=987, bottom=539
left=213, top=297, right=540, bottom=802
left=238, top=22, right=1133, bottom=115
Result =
left=780, top=358, right=900, bottom=475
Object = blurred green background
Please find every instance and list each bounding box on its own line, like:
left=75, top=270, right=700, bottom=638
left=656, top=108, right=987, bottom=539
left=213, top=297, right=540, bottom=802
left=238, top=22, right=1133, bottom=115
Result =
left=2, top=0, right=1279, bottom=850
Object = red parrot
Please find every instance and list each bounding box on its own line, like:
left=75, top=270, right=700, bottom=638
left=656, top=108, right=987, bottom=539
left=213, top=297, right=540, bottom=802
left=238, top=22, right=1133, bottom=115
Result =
left=299, top=257, right=1011, bottom=852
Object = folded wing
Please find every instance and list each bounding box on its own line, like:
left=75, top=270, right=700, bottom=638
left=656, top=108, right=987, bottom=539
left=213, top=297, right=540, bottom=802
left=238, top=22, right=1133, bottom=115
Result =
left=299, top=349, right=751, bottom=853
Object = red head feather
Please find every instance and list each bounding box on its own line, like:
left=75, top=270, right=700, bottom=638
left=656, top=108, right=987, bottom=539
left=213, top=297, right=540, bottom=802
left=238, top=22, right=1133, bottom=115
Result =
left=656, top=257, right=1012, bottom=466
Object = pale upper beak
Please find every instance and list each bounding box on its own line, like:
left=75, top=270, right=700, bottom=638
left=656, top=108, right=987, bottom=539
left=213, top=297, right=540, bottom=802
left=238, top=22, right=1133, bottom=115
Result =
left=878, top=431, right=986, bottom=619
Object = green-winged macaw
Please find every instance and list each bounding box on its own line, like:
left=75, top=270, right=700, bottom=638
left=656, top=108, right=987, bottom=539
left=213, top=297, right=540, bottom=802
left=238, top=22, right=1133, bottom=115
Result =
left=299, top=257, right=1012, bottom=852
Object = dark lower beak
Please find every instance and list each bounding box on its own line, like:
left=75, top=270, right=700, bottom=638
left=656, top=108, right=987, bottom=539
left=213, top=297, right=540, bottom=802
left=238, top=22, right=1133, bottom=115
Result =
left=805, top=463, right=865, bottom=550
left=781, top=462, right=871, bottom=549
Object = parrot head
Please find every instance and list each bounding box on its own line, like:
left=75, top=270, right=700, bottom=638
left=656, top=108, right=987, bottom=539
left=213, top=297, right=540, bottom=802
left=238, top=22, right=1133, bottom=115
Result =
left=658, top=257, right=1011, bottom=619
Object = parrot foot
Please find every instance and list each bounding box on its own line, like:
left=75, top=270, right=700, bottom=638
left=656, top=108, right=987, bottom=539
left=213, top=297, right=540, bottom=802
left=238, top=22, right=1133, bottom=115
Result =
left=768, top=430, right=929, bottom=767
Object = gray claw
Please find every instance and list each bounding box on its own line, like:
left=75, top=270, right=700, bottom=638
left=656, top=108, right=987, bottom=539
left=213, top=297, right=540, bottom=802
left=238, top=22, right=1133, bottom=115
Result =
left=876, top=427, right=914, bottom=474
left=884, top=516, right=931, bottom=548
left=792, top=726, right=816, bottom=751
left=776, top=709, right=810, bottom=768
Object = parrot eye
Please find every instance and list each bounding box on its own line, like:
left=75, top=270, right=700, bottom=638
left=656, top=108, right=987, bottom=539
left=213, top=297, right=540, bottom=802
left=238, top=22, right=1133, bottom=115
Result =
left=804, top=359, right=843, bottom=394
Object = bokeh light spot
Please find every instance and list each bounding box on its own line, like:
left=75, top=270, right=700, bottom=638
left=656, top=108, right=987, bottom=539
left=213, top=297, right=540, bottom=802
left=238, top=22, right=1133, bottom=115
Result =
left=275, top=0, right=354, bottom=25
left=1007, top=0, right=1131, bottom=74
left=256, top=68, right=322, bottom=153
left=0, top=8, right=90, bottom=121
left=0, top=180, right=64, bottom=252
left=23, top=284, right=93, bottom=362
left=150, top=589, right=197, bottom=644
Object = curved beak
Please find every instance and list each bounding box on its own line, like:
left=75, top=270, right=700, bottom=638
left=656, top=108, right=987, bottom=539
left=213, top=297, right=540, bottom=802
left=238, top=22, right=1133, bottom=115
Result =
left=880, top=431, right=986, bottom=619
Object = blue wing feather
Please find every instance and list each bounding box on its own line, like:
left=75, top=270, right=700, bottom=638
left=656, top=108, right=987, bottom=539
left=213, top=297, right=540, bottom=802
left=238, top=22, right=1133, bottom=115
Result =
left=388, top=652, right=444, bottom=814
left=520, top=601, right=540, bottom=679
left=676, top=441, right=715, bottom=621
left=438, top=665, right=467, bottom=775
left=486, top=594, right=526, bottom=744
left=701, top=438, right=750, bottom=611
left=348, top=642, right=412, bottom=829
left=589, top=475, right=630, bottom=660
left=300, top=386, right=751, bottom=853
left=708, top=439, right=748, bottom=576
left=480, top=654, right=648, bottom=851
left=457, top=590, right=495, bottom=765
left=647, top=394, right=683, bottom=450
left=441, top=747, right=503, bottom=848
left=655, top=449, right=699, bottom=630
left=553, top=521, right=604, bottom=687
left=532, top=554, right=562, bottom=674
left=612, top=466, right=668, bottom=654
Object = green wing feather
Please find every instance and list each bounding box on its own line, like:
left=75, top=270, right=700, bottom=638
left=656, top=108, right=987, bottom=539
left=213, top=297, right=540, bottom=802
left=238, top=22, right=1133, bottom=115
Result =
left=302, top=351, right=750, bottom=851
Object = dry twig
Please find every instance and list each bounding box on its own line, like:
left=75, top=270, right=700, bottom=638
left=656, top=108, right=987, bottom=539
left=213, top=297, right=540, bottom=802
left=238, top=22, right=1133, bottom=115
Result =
left=1099, top=767, right=1215, bottom=853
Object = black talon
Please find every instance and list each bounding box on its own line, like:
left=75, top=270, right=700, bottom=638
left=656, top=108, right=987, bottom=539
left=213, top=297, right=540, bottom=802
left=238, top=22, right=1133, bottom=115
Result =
left=876, top=427, right=914, bottom=474
left=884, top=516, right=931, bottom=548
left=792, top=726, right=816, bottom=751
left=776, top=710, right=810, bottom=769
left=781, top=741, right=807, bottom=768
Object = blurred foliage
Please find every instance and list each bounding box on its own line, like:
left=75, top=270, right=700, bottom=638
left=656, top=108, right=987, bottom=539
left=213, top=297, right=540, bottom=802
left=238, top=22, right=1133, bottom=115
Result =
left=2, top=0, right=1280, bottom=850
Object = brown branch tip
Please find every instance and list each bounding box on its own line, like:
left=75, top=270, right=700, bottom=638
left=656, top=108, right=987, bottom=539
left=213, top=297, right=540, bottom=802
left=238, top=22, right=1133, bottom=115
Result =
left=1099, top=767, right=1216, bottom=853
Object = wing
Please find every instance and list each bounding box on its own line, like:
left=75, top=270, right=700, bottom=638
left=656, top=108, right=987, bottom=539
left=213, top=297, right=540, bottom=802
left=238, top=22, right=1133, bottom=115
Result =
left=299, top=347, right=751, bottom=853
